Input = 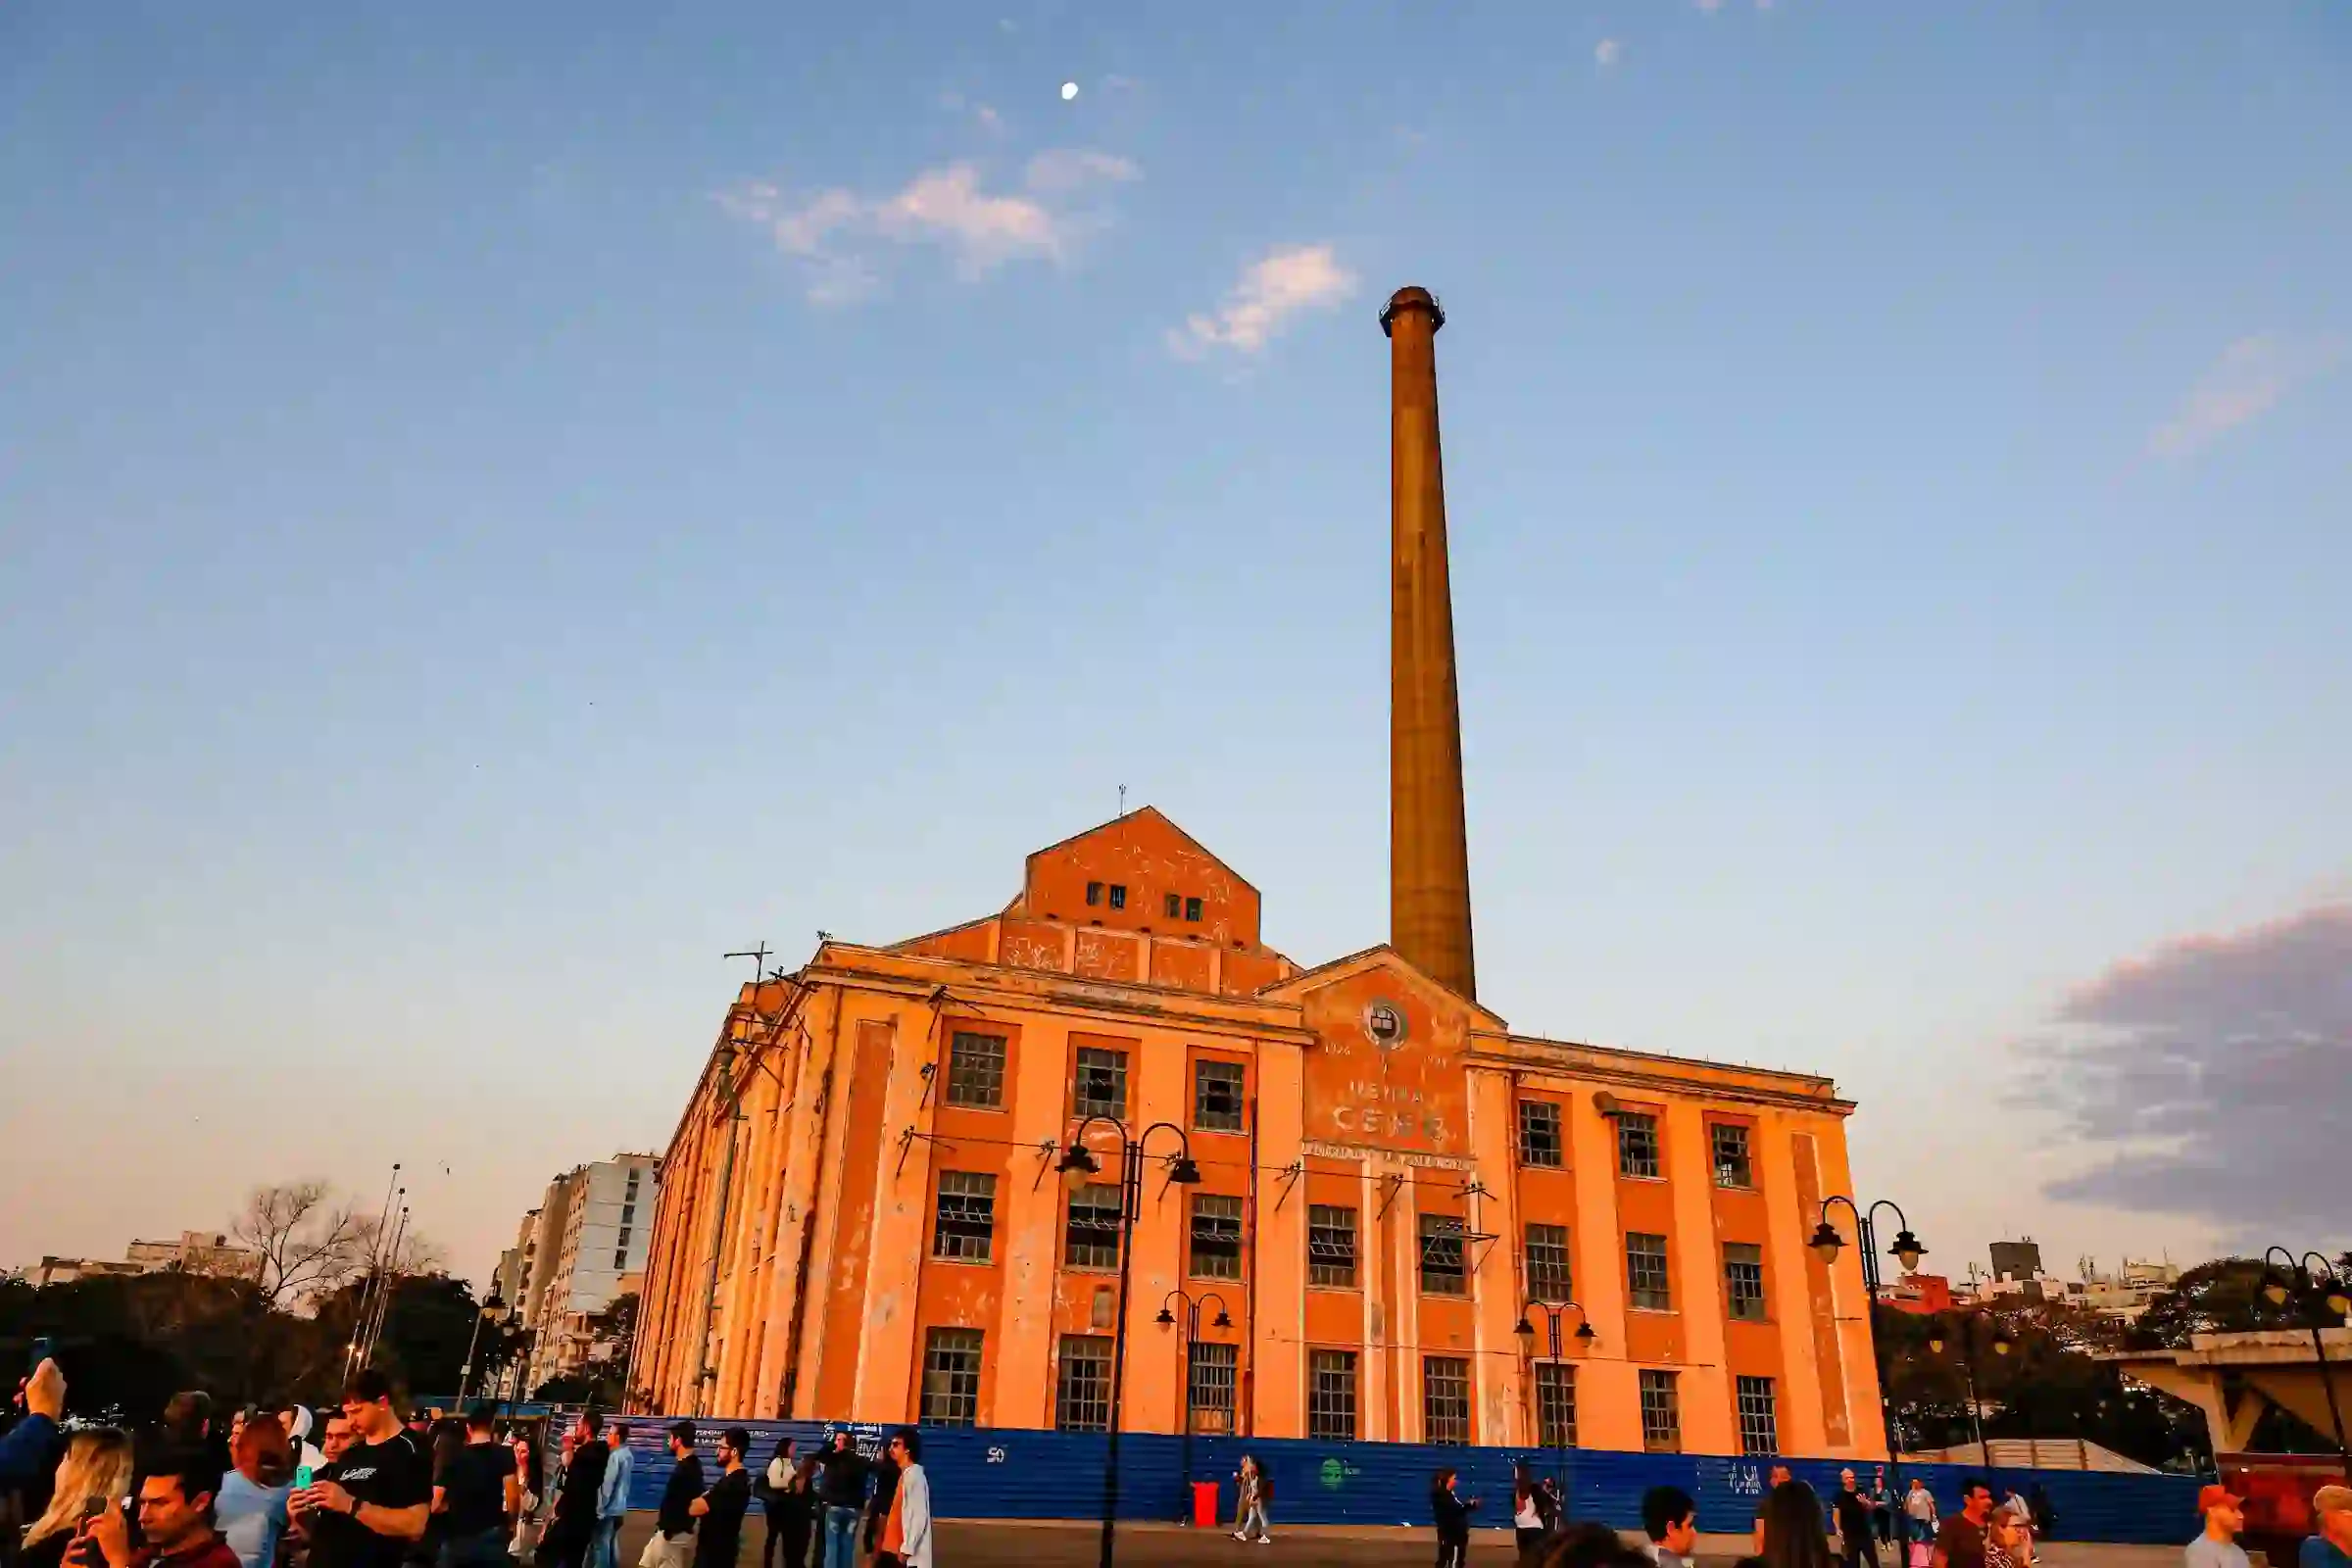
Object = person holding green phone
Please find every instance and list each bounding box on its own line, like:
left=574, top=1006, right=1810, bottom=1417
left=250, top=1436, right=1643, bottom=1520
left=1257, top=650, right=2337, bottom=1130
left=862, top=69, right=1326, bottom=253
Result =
left=287, top=1371, right=430, bottom=1568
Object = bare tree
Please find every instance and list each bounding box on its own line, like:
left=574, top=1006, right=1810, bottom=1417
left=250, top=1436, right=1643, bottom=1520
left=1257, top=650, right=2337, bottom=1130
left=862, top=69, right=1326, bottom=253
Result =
left=232, top=1182, right=371, bottom=1308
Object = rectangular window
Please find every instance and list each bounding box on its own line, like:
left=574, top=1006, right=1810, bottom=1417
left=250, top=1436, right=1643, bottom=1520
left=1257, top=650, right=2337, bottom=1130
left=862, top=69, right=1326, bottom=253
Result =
left=946, top=1032, right=1007, bottom=1108
left=1639, top=1369, right=1682, bottom=1451
left=1188, top=1341, right=1238, bottom=1434
left=612, top=1250, right=626, bottom=1269
left=1618, top=1112, right=1662, bottom=1178
left=1535, top=1361, right=1578, bottom=1447
left=921, top=1328, right=982, bottom=1426
left=1185, top=897, right=1202, bottom=922
left=1107, top=884, right=1127, bottom=910
left=1518, top=1100, right=1563, bottom=1168
left=1164, top=892, right=1182, bottom=918
left=1194, top=1059, right=1246, bottom=1132
left=1418, top=1213, right=1466, bottom=1295
left=1526, top=1223, right=1573, bottom=1300
left=1307, top=1204, right=1358, bottom=1289
left=1054, top=1335, right=1111, bottom=1432
left=1737, top=1375, right=1778, bottom=1456
left=1725, top=1243, right=1767, bottom=1322
left=1074, top=1046, right=1128, bottom=1119
left=1085, top=880, right=1103, bottom=906
left=1308, top=1350, right=1357, bottom=1440
left=1627, top=1232, right=1672, bottom=1310
left=1712, top=1122, right=1753, bottom=1188
left=1423, top=1355, right=1471, bottom=1446
left=621, top=1204, right=635, bottom=1225
left=1064, top=1184, right=1122, bottom=1271
left=1190, top=1194, right=1243, bottom=1279
left=931, top=1171, right=997, bottom=1263
left=616, top=1227, right=632, bottom=1249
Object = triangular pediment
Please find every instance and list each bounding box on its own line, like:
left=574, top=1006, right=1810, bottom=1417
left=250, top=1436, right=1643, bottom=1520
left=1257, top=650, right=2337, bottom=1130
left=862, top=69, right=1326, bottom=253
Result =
left=1257, top=943, right=1507, bottom=1032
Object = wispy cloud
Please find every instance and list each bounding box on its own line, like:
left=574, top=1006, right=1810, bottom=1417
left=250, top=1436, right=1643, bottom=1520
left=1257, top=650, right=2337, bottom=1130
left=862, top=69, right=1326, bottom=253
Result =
left=1168, top=244, right=1357, bottom=360
left=2148, top=333, right=2342, bottom=459
left=2023, top=905, right=2352, bottom=1237
left=716, top=151, right=1140, bottom=305
left=1594, top=38, right=1624, bottom=67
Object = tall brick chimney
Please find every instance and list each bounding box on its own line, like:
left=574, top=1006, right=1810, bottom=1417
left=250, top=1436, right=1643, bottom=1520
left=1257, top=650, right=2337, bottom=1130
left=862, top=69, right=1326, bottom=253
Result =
left=1381, top=285, right=1476, bottom=1001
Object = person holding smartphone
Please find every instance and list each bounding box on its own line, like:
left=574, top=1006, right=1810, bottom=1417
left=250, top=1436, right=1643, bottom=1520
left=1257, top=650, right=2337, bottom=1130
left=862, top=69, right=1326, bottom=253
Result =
left=72, top=1453, right=238, bottom=1568
left=287, top=1372, right=430, bottom=1568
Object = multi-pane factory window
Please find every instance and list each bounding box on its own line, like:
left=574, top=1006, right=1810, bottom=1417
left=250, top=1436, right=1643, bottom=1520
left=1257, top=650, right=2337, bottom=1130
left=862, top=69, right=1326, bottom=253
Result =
left=932, top=1172, right=997, bottom=1263
left=1195, top=1059, right=1246, bottom=1132
left=946, top=1031, right=1006, bottom=1108
left=1185, top=897, right=1202, bottom=922
left=1308, top=1350, right=1357, bottom=1440
left=1418, top=1213, right=1466, bottom=1296
left=1074, top=1047, right=1128, bottom=1119
left=1423, top=1355, right=1471, bottom=1446
left=1189, top=1341, right=1238, bottom=1434
left=1307, top=1204, right=1357, bottom=1288
left=1526, top=1223, right=1573, bottom=1300
left=1712, top=1122, right=1753, bottom=1188
left=921, top=1328, right=982, bottom=1426
left=1618, top=1112, right=1662, bottom=1178
left=1627, top=1232, right=1672, bottom=1310
left=1064, top=1184, right=1122, bottom=1271
left=1190, top=1194, right=1243, bottom=1279
left=1535, top=1362, right=1578, bottom=1447
left=1107, top=884, right=1127, bottom=910
left=1518, top=1099, right=1563, bottom=1168
left=1725, top=1243, right=1768, bottom=1322
left=1054, top=1335, right=1111, bottom=1432
left=1737, top=1375, right=1779, bottom=1456
left=1639, top=1369, right=1682, bottom=1452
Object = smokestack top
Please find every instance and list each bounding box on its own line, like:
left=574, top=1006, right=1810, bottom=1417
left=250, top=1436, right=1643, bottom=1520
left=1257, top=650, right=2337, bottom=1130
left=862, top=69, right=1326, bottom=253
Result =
left=1379, top=285, right=1445, bottom=337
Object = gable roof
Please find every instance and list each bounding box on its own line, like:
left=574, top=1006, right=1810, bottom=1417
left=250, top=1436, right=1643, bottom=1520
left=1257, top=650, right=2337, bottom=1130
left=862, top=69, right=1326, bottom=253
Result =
left=1011, top=804, right=1263, bottom=902
left=1255, top=942, right=1510, bottom=1030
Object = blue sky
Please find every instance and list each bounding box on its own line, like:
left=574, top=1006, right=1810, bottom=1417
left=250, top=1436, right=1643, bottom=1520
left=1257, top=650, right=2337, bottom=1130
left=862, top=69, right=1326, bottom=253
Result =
left=4, top=1, right=2347, bottom=1288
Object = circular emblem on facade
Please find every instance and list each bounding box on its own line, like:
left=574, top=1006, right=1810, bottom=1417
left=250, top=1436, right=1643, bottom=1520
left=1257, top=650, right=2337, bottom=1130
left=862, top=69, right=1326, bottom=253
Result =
left=1364, top=999, right=1407, bottom=1051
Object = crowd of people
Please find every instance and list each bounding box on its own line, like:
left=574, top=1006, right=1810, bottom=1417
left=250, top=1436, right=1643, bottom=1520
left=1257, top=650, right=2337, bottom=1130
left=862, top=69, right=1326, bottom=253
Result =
left=0, top=1363, right=931, bottom=1568
left=19, top=1354, right=2352, bottom=1568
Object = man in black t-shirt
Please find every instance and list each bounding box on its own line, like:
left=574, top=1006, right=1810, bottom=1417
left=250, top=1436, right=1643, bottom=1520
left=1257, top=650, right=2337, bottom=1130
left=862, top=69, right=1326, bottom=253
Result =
left=689, top=1429, right=753, bottom=1568
left=289, top=1371, right=431, bottom=1568
left=651, top=1424, right=704, bottom=1568
left=437, top=1408, right=518, bottom=1568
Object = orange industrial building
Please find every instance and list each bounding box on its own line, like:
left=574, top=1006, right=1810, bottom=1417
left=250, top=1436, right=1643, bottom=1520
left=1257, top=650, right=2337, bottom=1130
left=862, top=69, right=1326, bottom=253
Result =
left=629, top=288, right=1886, bottom=1460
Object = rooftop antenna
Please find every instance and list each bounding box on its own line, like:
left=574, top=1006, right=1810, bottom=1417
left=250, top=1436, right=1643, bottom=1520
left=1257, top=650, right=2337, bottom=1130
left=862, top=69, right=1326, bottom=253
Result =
left=1118, top=784, right=1127, bottom=818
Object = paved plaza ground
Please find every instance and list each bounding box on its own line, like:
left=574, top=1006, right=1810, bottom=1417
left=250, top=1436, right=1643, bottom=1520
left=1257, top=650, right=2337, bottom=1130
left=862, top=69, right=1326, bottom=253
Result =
left=613, top=1516, right=2183, bottom=1568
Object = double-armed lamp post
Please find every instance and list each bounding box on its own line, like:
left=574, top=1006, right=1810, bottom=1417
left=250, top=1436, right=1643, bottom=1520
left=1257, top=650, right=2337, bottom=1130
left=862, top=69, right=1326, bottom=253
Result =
left=2262, top=1248, right=2351, bottom=1459
left=1055, top=1117, right=1203, bottom=1568
left=1512, top=1298, right=1594, bottom=1516
left=1809, top=1197, right=1927, bottom=1494
left=1156, top=1288, right=1232, bottom=1524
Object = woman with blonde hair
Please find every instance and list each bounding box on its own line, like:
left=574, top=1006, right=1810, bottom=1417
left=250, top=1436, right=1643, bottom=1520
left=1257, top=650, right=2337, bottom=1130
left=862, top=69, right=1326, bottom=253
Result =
left=20, top=1429, right=134, bottom=1568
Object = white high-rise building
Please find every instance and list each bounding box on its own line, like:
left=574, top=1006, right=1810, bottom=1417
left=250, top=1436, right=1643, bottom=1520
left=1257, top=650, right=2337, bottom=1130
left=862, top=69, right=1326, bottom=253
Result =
left=508, top=1153, right=659, bottom=1390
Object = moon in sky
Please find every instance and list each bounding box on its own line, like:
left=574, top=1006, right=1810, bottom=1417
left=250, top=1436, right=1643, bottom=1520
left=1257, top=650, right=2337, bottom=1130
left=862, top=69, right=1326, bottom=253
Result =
left=1059, top=81, right=1079, bottom=101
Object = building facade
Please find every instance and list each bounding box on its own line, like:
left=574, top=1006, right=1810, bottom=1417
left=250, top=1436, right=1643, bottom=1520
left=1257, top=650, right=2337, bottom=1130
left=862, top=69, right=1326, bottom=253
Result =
left=35, top=1231, right=261, bottom=1287
left=631, top=810, right=1885, bottom=1458
left=508, top=1154, right=659, bottom=1389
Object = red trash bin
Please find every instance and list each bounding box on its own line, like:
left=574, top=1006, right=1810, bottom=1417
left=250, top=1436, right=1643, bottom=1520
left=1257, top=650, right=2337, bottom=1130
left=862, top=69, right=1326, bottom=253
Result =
left=1193, top=1481, right=1220, bottom=1528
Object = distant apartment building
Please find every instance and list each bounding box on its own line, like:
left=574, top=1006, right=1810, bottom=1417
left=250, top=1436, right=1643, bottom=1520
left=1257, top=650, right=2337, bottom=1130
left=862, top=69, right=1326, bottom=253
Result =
left=1881, top=1272, right=1957, bottom=1315
left=1987, top=1238, right=2044, bottom=1283
left=510, top=1154, right=658, bottom=1390
left=35, top=1231, right=261, bottom=1287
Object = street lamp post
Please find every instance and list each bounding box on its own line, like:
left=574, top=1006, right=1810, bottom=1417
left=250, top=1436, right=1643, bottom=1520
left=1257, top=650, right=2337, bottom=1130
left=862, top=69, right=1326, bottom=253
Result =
left=1925, top=1313, right=2010, bottom=1457
left=2262, top=1249, right=2351, bottom=1459
left=459, top=1291, right=508, bottom=1405
left=1512, top=1298, right=1595, bottom=1521
left=1055, top=1117, right=1203, bottom=1568
left=1155, top=1288, right=1233, bottom=1524
left=1810, top=1198, right=1928, bottom=1508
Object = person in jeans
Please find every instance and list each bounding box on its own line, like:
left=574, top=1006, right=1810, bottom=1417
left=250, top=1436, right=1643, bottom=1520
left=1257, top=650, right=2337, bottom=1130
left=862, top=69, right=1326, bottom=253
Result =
left=811, top=1435, right=868, bottom=1568
left=432, top=1410, right=516, bottom=1568
left=592, top=1426, right=632, bottom=1568
left=1232, top=1455, right=1272, bottom=1544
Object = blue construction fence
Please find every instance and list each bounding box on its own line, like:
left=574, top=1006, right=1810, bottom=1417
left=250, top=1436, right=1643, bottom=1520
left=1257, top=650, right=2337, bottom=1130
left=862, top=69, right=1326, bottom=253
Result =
left=594, top=1419, right=2203, bottom=1546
